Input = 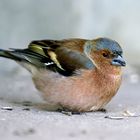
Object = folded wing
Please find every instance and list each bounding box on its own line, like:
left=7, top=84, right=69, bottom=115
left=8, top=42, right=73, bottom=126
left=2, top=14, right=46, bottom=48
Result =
left=0, top=39, right=95, bottom=76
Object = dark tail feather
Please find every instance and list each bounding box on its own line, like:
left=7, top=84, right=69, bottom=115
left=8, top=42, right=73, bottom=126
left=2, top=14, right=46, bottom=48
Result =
left=0, top=49, right=21, bottom=60
left=0, top=48, right=50, bottom=68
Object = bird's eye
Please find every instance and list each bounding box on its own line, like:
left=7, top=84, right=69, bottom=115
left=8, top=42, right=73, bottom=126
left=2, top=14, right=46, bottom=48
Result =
left=102, top=52, right=109, bottom=58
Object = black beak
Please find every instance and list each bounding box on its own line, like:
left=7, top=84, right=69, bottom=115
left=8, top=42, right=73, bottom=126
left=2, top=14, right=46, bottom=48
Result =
left=111, top=55, right=126, bottom=67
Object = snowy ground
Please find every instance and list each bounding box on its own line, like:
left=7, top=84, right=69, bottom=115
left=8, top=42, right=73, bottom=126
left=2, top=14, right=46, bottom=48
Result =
left=0, top=65, right=140, bottom=140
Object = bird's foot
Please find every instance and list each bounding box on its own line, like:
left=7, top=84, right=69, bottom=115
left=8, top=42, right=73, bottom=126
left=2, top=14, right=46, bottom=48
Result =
left=97, top=108, right=107, bottom=113
left=57, top=108, right=82, bottom=116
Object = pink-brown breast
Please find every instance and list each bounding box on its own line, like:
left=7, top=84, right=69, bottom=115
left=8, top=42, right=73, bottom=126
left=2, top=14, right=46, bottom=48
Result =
left=32, top=68, right=122, bottom=112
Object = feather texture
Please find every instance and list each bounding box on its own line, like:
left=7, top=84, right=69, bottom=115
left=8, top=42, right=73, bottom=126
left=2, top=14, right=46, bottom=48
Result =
left=0, top=39, right=95, bottom=76
left=0, top=38, right=126, bottom=112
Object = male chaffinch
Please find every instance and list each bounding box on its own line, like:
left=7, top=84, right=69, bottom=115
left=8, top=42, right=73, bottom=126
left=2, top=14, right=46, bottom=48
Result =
left=0, top=38, right=126, bottom=112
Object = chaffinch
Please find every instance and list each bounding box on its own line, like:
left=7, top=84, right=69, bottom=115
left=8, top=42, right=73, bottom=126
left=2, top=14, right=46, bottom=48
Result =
left=0, top=38, right=126, bottom=112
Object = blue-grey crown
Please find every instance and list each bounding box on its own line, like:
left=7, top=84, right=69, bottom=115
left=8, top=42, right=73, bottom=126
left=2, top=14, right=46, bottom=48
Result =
left=96, top=38, right=122, bottom=54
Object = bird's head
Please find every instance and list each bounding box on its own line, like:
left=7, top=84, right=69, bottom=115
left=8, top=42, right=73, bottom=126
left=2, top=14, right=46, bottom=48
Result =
left=88, top=38, right=126, bottom=74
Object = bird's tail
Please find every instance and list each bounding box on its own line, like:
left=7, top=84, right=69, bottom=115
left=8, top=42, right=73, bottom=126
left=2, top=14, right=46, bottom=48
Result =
left=0, top=49, right=18, bottom=60
left=0, top=48, right=51, bottom=68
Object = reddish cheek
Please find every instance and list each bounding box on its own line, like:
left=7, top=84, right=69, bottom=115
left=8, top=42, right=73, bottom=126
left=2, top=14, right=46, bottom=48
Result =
left=93, top=55, right=108, bottom=66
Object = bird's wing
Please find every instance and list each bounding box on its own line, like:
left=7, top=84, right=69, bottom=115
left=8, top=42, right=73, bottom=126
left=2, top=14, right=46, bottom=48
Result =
left=4, top=39, right=95, bottom=76
left=28, top=39, right=95, bottom=75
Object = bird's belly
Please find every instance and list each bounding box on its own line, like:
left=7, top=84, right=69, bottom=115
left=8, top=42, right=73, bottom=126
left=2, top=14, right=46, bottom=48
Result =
left=32, top=70, right=121, bottom=112
left=33, top=76, right=95, bottom=111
